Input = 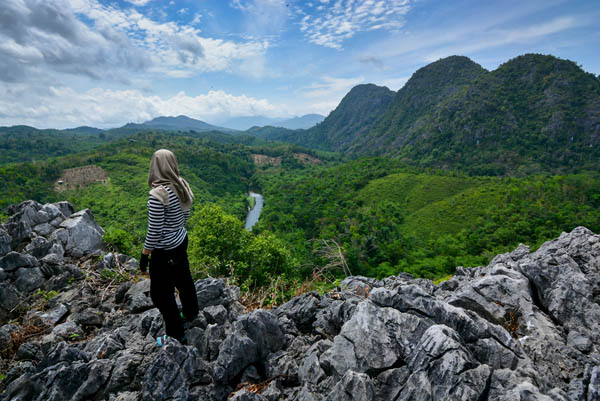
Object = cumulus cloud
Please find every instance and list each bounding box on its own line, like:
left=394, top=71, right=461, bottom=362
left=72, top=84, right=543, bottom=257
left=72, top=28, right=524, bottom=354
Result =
left=0, top=0, right=150, bottom=82
left=125, top=0, right=153, bottom=5
left=298, top=0, right=411, bottom=49
left=0, top=83, right=278, bottom=129
left=0, top=0, right=270, bottom=83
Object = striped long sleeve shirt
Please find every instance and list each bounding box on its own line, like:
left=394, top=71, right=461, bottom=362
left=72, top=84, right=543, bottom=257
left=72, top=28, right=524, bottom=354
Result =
left=143, top=186, right=190, bottom=251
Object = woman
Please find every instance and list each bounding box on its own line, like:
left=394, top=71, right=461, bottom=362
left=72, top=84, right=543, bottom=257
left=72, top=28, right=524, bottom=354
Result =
left=139, top=149, right=199, bottom=346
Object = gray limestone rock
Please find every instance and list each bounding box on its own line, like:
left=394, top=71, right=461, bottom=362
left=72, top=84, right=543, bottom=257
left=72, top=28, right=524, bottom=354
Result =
left=53, top=201, right=75, bottom=218
left=203, top=304, right=229, bottom=325
left=0, top=282, right=21, bottom=319
left=0, top=323, right=19, bottom=353
left=320, top=300, right=427, bottom=381
left=1, top=223, right=599, bottom=401
left=24, top=303, right=69, bottom=327
left=51, top=321, right=84, bottom=340
left=141, top=341, right=209, bottom=401
left=33, top=222, right=55, bottom=237
left=0, top=227, right=12, bottom=256
left=14, top=266, right=44, bottom=293
left=277, top=292, right=321, bottom=333
left=229, top=390, right=268, bottom=401
left=124, top=279, right=154, bottom=313
left=323, top=371, right=375, bottom=401
left=60, top=208, right=105, bottom=257
left=195, top=277, right=239, bottom=309
left=213, top=309, right=286, bottom=384
left=24, top=236, right=52, bottom=258
left=0, top=251, right=39, bottom=272
left=16, top=342, right=43, bottom=361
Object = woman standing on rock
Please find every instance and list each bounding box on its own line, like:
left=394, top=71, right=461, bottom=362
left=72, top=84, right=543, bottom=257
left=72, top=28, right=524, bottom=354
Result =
left=139, top=149, right=199, bottom=346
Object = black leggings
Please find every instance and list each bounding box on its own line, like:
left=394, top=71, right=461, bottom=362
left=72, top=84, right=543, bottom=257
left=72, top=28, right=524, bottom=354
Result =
left=149, top=236, right=199, bottom=340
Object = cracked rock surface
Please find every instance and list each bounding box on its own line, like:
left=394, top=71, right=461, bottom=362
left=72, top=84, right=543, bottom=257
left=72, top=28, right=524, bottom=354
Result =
left=1, top=200, right=600, bottom=400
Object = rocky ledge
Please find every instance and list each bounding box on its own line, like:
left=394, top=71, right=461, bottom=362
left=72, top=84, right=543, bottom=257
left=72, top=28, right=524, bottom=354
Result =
left=1, top=200, right=599, bottom=401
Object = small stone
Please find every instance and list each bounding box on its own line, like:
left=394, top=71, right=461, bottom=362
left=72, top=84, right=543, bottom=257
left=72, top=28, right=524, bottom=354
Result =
left=16, top=342, right=43, bottom=361
left=33, top=223, right=55, bottom=237
left=124, top=279, right=153, bottom=313
left=52, top=321, right=84, bottom=340
left=567, top=331, right=593, bottom=354
left=70, top=308, right=105, bottom=328
left=204, top=304, right=228, bottom=325
left=53, top=201, right=75, bottom=218
left=14, top=267, right=45, bottom=293
left=0, top=324, right=19, bottom=353
left=24, top=304, right=69, bottom=327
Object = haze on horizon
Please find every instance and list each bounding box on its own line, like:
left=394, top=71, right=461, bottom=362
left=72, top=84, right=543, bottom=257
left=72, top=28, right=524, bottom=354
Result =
left=0, top=0, right=598, bottom=129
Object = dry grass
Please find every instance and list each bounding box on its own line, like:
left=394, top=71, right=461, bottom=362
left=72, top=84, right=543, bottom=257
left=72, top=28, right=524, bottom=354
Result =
left=228, top=374, right=287, bottom=398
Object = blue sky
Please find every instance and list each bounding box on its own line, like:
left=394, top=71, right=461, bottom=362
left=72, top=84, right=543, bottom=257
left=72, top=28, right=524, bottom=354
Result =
left=0, top=0, right=598, bottom=128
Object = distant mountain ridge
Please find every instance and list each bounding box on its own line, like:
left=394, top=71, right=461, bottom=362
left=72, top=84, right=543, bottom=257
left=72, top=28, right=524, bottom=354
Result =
left=122, top=115, right=235, bottom=133
left=262, top=54, right=600, bottom=175
left=220, top=114, right=325, bottom=130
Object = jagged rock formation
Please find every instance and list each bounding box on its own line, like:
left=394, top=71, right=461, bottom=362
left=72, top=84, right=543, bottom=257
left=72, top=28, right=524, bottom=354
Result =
left=1, top=200, right=599, bottom=400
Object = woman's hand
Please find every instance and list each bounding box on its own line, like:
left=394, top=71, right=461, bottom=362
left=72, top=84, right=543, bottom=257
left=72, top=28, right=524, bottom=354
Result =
left=140, top=249, right=151, bottom=273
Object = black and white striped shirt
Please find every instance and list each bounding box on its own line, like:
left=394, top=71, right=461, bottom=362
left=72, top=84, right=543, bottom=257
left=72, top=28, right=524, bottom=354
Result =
left=143, top=186, right=190, bottom=251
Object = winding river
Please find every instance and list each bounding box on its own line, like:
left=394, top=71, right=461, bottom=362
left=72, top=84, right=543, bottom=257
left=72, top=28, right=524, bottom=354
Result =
left=244, top=192, right=264, bottom=231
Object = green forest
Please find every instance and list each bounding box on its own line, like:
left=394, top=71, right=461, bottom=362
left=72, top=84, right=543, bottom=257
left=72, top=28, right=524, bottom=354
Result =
left=2, top=54, right=599, bottom=302
left=3, top=131, right=598, bottom=303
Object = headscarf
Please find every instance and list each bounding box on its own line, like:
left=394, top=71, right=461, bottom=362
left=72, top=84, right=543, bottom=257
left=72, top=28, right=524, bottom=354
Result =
left=147, top=149, right=194, bottom=211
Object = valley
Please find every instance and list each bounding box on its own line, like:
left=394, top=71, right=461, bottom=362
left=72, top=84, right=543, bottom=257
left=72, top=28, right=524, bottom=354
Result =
left=0, top=53, right=598, bottom=296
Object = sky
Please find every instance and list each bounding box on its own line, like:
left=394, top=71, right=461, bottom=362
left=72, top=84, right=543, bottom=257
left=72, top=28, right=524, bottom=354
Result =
left=0, top=0, right=598, bottom=129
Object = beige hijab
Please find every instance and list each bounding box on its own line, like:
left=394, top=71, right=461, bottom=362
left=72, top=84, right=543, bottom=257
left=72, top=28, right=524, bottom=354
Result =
left=147, top=149, right=194, bottom=210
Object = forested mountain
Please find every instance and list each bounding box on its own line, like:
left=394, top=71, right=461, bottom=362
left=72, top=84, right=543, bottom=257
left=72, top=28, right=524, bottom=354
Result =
left=275, top=114, right=325, bottom=129
left=122, top=115, right=235, bottom=133
left=221, top=114, right=325, bottom=130
left=0, top=125, right=108, bottom=164
left=261, top=54, right=600, bottom=175
left=260, top=84, right=395, bottom=149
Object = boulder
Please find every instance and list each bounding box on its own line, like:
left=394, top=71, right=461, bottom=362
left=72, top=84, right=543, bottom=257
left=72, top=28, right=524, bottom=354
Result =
left=24, top=303, right=69, bottom=327
left=53, top=201, right=75, bottom=218
left=0, top=251, right=39, bottom=272
left=0, top=282, right=21, bottom=319
left=124, top=279, right=154, bottom=313
left=59, top=209, right=105, bottom=257
left=14, top=266, right=44, bottom=293
left=323, top=371, right=375, bottom=401
left=213, top=310, right=286, bottom=384
left=16, top=342, right=43, bottom=361
left=24, top=236, right=52, bottom=258
left=0, top=227, right=12, bottom=256
left=141, top=341, right=210, bottom=401
left=195, top=278, right=240, bottom=309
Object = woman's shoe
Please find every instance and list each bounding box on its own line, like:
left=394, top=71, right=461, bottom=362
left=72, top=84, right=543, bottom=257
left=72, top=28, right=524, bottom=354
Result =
left=156, top=335, right=169, bottom=347
left=156, top=334, right=187, bottom=347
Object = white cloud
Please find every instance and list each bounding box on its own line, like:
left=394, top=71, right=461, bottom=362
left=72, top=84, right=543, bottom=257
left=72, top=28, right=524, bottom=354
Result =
left=0, top=83, right=279, bottom=128
left=0, top=0, right=270, bottom=83
left=298, top=0, right=410, bottom=49
left=299, top=76, right=365, bottom=99
left=423, top=16, right=582, bottom=62
left=0, top=0, right=150, bottom=82
left=125, top=0, right=152, bottom=6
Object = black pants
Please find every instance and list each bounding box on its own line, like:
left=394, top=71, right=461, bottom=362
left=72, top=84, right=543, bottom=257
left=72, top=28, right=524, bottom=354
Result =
left=149, top=236, right=199, bottom=340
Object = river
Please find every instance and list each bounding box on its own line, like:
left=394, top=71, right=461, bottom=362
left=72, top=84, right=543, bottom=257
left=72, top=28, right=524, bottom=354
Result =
left=244, top=192, right=264, bottom=231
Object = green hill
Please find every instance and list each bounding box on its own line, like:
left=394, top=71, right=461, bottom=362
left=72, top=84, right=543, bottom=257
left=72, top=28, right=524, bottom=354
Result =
left=262, top=54, right=600, bottom=175
left=254, top=158, right=600, bottom=279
